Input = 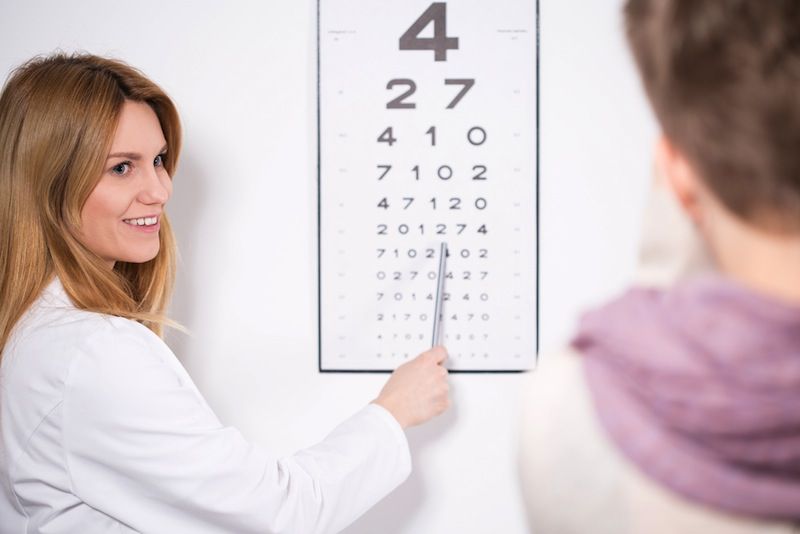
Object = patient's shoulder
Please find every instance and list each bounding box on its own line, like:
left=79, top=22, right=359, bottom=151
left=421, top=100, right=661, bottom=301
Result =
left=518, top=346, right=630, bottom=534
left=518, top=347, right=800, bottom=534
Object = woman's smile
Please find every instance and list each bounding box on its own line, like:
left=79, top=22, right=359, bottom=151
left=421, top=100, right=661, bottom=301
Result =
left=122, top=215, right=161, bottom=233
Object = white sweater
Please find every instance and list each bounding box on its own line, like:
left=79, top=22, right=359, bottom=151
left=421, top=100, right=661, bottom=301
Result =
left=0, top=278, right=410, bottom=533
left=518, top=348, right=799, bottom=534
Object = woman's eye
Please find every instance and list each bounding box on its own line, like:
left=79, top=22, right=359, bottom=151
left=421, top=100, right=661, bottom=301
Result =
left=111, top=162, right=131, bottom=176
left=154, top=153, right=166, bottom=167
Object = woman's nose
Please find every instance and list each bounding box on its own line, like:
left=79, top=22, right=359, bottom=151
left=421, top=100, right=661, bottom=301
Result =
left=139, top=167, right=171, bottom=204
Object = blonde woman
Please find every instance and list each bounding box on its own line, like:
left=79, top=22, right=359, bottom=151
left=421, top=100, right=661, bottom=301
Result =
left=0, top=53, right=450, bottom=533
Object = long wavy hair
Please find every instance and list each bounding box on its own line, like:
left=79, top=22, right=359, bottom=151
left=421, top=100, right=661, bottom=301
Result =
left=0, top=52, right=182, bottom=356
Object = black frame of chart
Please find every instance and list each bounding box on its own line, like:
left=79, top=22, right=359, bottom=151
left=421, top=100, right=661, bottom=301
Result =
left=317, top=0, right=539, bottom=373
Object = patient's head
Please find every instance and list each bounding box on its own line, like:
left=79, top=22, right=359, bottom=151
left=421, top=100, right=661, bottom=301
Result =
left=625, top=0, right=800, bottom=234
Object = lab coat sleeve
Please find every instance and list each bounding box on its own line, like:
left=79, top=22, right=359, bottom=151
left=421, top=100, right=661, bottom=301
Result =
left=61, top=321, right=411, bottom=534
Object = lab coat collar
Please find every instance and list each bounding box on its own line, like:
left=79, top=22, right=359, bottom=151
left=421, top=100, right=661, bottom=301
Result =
left=40, top=276, right=73, bottom=309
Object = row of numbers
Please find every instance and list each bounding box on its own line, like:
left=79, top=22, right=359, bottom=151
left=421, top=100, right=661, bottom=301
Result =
left=386, top=78, right=474, bottom=109
left=377, top=223, right=488, bottom=235
left=378, top=126, right=486, bottom=146
left=378, top=292, right=489, bottom=301
left=377, top=164, right=488, bottom=181
left=376, top=270, right=489, bottom=281
left=374, top=351, right=493, bottom=360
left=378, top=312, right=491, bottom=321
left=377, top=248, right=488, bottom=259
left=376, top=333, right=490, bottom=342
left=377, top=196, right=487, bottom=210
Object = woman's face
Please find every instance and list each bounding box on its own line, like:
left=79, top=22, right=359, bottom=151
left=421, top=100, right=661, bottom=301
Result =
left=79, top=100, right=172, bottom=267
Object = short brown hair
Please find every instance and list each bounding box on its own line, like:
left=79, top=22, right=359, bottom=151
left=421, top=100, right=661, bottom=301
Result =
left=625, top=0, right=800, bottom=231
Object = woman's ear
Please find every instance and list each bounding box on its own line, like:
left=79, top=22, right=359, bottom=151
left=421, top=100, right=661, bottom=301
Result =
left=655, top=136, right=704, bottom=227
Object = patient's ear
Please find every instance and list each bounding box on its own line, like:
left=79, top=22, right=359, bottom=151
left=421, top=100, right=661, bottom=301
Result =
left=655, top=136, right=704, bottom=227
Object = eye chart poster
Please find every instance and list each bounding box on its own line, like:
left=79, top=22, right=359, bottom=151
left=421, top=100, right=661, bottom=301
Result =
left=318, top=1, right=538, bottom=372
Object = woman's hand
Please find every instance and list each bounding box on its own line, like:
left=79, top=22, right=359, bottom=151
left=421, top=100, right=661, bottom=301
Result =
left=373, top=346, right=450, bottom=429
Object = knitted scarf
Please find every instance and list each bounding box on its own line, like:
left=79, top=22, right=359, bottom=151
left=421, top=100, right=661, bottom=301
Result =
left=575, top=275, right=800, bottom=520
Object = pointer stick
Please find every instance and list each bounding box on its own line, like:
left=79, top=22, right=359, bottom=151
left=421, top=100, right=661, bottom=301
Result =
left=431, top=242, right=448, bottom=347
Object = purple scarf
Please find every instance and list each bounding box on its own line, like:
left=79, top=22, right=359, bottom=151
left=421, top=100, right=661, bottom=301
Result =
left=575, top=275, right=800, bottom=520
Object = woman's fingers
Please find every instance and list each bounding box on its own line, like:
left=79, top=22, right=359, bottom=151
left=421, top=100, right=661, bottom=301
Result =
left=373, top=347, right=451, bottom=428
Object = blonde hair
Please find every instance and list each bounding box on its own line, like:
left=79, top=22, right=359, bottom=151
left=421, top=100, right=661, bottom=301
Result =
left=0, top=52, right=182, bottom=355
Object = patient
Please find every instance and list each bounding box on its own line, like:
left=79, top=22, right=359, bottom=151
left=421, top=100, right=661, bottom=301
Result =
left=519, top=1, right=800, bottom=533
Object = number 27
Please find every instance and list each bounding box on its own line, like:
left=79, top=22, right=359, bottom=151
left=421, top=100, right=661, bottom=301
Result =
left=387, top=79, right=475, bottom=109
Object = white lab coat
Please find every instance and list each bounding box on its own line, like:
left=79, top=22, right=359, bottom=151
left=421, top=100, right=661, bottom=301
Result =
left=0, top=278, right=411, bottom=533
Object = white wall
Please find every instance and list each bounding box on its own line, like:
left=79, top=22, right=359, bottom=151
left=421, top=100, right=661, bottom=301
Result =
left=0, top=1, right=656, bottom=532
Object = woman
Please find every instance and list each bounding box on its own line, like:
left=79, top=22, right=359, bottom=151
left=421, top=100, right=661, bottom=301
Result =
left=0, top=53, right=450, bottom=533
left=519, top=1, right=800, bottom=533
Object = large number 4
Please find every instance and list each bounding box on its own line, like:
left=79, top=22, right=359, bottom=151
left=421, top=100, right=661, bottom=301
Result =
left=399, top=3, right=459, bottom=62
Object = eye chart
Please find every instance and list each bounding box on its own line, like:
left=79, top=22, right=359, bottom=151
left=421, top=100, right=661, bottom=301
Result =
left=318, top=0, right=538, bottom=372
